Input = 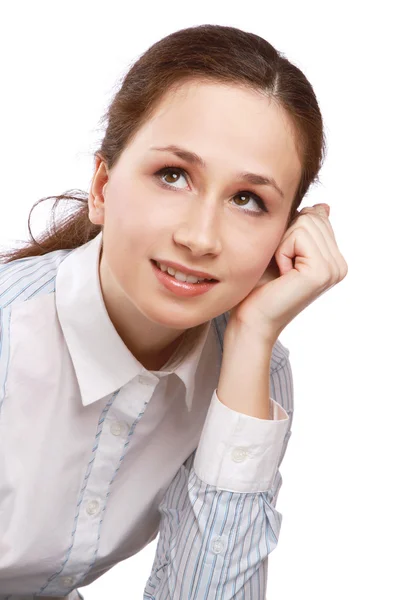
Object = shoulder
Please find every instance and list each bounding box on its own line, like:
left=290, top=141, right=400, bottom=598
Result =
left=0, top=248, right=73, bottom=311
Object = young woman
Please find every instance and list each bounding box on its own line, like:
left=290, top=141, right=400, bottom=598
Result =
left=0, top=24, right=347, bottom=599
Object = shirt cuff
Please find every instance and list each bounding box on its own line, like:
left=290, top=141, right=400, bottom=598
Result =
left=193, top=388, right=290, bottom=493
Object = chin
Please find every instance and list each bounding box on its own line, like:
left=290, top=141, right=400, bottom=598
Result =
left=140, top=304, right=205, bottom=331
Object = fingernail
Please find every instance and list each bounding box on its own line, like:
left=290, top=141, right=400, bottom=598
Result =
left=317, top=204, right=330, bottom=216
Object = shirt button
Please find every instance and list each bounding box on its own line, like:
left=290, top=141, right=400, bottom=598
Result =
left=61, top=575, right=75, bottom=586
left=211, top=536, right=225, bottom=554
left=231, top=447, right=249, bottom=462
left=86, top=500, right=100, bottom=516
left=110, top=421, right=126, bottom=436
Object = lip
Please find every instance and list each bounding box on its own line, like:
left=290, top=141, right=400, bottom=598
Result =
left=151, top=260, right=219, bottom=297
left=151, top=258, right=219, bottom=281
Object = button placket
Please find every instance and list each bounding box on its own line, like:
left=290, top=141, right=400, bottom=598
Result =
left=42, top=383, right=157, bottom=595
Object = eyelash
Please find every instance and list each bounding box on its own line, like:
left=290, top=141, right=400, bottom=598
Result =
left=153, top=164, right=268, bottom=215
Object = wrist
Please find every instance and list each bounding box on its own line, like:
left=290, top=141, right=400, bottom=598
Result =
left=218, top=324, right=274, bottom=420
left=224, top=318, right=277, bottom=351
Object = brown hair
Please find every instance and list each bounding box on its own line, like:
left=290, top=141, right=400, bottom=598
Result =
left=0, top=24, right=326, bottom=367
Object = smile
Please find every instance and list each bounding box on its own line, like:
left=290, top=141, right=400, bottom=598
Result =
left=150, top=260, right=219, bottom=298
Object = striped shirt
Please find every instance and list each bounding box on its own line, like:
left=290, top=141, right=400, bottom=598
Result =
left=0, top=231, right=293, bottom=599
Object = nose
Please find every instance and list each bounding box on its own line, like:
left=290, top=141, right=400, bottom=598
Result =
left=172, top=195, right=222, bottom=257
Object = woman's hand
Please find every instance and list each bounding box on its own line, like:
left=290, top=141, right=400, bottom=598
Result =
left=226, top=203, right=348, bottom=344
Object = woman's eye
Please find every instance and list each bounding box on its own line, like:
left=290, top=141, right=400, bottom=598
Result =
left=154, top=165, right=268, bottom=215
left=156, top=166, right=188, bottom=189
left=232, top=192, right=268, bottom=215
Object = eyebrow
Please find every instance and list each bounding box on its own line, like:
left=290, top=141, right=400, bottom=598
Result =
left=150, top=144, right=285, bottom=199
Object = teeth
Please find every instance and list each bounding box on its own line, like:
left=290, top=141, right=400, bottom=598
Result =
left=174, top=271, right=201, bottom=284
left=156, top=262, right=212, bottom=284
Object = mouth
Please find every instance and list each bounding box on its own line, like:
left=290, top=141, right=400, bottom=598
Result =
left=150, top=260, right=219, bottom=297
left=150, top=260, right=218, bottom=283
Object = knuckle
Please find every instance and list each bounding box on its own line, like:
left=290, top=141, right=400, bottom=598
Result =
left=340, top=259, right=349, bottom=278
left=321, top=263, right=337, bottom=287
left=335, top=254, right=348, bottom=278
left=295, top=224, right=309, bottom=236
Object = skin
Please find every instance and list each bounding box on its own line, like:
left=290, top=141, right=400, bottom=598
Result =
left=88, top=80, right=302, bottom=369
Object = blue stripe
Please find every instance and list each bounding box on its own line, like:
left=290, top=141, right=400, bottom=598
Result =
left=0, top=307, right=12, bottom=419
left=143, top=315, right=293, bottom=598
left=38, top=389, right=120, bottom=594
left=0, top=247, right=293, bottom=598
left=0, top=249, right=71, bottom=308
left=75, top=391, right=155, bottom=589
left=0, top=251, right=72, bottom=421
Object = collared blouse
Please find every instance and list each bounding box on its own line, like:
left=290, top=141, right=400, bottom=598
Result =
left=0, top=231, right=293, bottom=599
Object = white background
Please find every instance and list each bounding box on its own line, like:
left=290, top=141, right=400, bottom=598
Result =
left=1, top=1, right=399, bottom=598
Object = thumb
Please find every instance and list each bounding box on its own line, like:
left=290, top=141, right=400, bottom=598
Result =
left=275, top=238, right=295, bottom=276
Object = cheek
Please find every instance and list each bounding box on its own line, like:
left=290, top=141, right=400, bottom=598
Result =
left=233, top=238, right=279, bottom=284
left=106, top=176, right=177, bottom=229
left=104, top=180, right=154, bottom=244
left=103, top=183, right=174, bottom=273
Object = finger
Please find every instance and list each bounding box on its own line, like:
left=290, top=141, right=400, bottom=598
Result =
left=296, top=216, right=335, bottom=266
left=300, top=205, right=337, bottom=243
left=281, top=209, right=333, bottom=263
left=299, top=208, right=347, bottom=278
left=299, top=210, right=337, bottom=259
left=280, top=211, right=343, bottom=282
left=287, top=205, right=340, bottom=262
left=276, top=224, right=329, bottom=285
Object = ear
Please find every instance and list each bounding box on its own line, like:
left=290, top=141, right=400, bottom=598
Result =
left=88, top=153, right=109, bottom=226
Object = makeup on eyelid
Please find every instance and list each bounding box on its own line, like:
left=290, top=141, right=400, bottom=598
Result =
left=153, top=165, right=269, bottom=215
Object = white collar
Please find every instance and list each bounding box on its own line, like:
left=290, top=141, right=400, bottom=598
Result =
left=55, top=231, right=211, bottom=411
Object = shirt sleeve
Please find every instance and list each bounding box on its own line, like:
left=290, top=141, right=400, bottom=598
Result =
left=143, top=357, right=294, bottom=599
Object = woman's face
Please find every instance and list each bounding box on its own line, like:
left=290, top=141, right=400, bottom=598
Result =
left=90, top=80, right=302, bottom=331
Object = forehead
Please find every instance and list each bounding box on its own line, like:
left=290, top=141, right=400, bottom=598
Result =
left=133, top=80, right=302, bottom=201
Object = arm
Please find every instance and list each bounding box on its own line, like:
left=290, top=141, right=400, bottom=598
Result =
left=143, top=331, right=294, bottom=599
left=217, top=322, right=283, bottom=419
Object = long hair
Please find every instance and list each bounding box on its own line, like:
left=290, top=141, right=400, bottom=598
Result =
left=0, top=24, right=326, bottom=367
